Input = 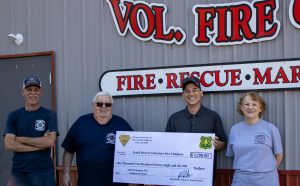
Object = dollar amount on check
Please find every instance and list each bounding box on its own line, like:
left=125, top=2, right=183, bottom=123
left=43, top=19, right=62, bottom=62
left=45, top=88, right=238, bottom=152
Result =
left=113, top=131, right=215, bottom=186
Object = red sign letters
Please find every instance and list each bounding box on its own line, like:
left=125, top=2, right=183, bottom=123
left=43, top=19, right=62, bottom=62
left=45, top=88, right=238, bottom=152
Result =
left=106, top=0, right=299, bottom=46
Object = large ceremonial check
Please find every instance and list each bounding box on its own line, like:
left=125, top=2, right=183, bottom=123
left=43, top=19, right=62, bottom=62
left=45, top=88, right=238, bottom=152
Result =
left=113, top=131, right=215, bottom=186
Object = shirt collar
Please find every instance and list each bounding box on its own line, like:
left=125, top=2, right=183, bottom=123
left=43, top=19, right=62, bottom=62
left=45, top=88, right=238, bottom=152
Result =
left=184, top=105, right=203, bottom=117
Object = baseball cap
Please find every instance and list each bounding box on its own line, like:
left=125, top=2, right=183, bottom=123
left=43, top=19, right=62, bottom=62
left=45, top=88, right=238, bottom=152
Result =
left=23, top=76, right=42, bottom=88
left=182, top=76, right=201, bottom=90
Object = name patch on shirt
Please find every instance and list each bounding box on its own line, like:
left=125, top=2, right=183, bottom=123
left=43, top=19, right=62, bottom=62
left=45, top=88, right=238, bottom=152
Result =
left=35, top=120, right=45, bottom=131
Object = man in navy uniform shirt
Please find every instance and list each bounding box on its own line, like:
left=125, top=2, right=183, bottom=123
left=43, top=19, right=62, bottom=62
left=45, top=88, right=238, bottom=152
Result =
left=4, top=76, right=58, bottom=186
left=62, top=91, right=133, bottom=186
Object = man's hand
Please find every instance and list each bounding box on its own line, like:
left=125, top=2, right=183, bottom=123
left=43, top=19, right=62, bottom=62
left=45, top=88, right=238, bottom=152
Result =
left=213, top=136, right=225, bottom=150
left=44, top=130, right=50, bottom=136
left=62, top=172, right=71, bottom=186
left=62, top=150, right=75, bottom=186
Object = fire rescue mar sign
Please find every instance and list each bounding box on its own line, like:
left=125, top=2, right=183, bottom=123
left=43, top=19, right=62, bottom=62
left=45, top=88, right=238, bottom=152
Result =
left=99, top=59, right=300, bottom=96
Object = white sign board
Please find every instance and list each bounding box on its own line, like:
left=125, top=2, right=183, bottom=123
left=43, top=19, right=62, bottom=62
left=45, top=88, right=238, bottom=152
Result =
left=113, top=131, right=215, bottom=186
left=100, top=59, right=300, bottom=96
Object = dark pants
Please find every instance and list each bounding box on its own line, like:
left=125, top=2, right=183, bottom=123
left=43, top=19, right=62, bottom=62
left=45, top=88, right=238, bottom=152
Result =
left=7, top=170, right=55, bottom=186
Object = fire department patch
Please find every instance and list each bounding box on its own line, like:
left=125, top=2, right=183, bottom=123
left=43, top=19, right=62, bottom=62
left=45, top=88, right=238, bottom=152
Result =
left=199, top=136, right=212, bottom=150
left=35, top=120, right=45, bottom=131
left=106, top=133, right=116, bottom=144
left=118, top=135, right=131, bottom=147
left=255, top=134, right=266, bottom=144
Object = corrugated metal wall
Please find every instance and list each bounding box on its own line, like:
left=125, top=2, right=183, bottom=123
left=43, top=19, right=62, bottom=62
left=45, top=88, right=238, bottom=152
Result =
left=1, top=0, right=300, bottom=170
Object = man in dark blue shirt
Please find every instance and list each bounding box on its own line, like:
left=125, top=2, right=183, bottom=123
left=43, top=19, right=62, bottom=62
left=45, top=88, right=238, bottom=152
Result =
left=61, top=91, right=133, bottom=186
left=4, top=76, right=58, bottom=186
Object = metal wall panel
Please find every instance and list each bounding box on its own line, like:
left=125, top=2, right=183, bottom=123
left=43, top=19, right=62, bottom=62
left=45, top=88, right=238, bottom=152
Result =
left=0, top=0, right=300, bottom=170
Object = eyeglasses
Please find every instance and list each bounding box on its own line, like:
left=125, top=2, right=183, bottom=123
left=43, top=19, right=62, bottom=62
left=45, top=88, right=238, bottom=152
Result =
left=96, top=102, right=112, bottom=108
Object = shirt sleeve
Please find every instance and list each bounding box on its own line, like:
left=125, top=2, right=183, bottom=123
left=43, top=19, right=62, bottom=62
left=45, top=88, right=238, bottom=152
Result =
left=47, top=111, right=59, bottom=135
left=3, top=111, right=16, bottom=136
left=165, top=114, right=176, bottom=132
left=226, top=130, right=234, bottom=158
left=271, top=125, right=283, bottom=155
left=122, top=118, right=133, bottom=131
left=214, top=113, right=227, bottom=142
left=61, top=121, right=77, bottom=153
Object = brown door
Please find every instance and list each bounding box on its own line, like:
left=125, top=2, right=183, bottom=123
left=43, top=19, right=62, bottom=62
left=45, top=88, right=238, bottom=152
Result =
left=0, top=52, right=55, bottom=186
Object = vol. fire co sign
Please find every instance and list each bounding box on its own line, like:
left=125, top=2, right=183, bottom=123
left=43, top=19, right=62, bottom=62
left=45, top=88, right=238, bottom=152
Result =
left=106, top=0, right=300, bottom=46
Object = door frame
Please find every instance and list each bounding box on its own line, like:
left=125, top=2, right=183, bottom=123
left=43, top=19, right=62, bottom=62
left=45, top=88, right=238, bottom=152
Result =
left=0, top=51, right=57, bottom=178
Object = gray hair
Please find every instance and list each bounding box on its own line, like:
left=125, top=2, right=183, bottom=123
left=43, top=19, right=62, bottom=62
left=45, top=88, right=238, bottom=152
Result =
left=92, top=91, right=114, bottom=103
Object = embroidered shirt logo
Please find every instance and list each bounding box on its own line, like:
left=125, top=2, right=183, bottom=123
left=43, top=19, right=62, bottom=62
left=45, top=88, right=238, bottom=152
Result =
left=35, top=120, right=45, bottom=131
left=106, top=133, right=116, bottom=144
left=255, top=134, right=266, bottom=144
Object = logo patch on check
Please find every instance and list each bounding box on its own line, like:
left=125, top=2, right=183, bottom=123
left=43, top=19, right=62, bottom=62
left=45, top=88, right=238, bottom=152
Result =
left=119, top=135, right=131, bottom=146
left=199, top=136, right=212, bottom=149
